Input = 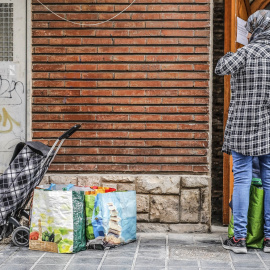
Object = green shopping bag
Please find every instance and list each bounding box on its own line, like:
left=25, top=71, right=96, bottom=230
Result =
left=85, top=195, right=95, bottom=240
left=228, top=178, right=264, bottom=249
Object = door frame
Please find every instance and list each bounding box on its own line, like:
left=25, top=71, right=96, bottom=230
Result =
left=223, top=0, right=270, bottom=224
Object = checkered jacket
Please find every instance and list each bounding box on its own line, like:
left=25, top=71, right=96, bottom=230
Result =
left=215, top=40, right=270, bottom=156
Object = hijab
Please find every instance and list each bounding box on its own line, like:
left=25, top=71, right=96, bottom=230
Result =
left=245, top=10, right=270, bottom=43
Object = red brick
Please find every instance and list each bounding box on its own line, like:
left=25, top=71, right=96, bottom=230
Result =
left=98, top=47, right=130, bottom=53
left=113, top=55, right=145, bottom=62
left=66, top=64, right=97, bottom=71
left=97, top=64, right=128, bottom=71
left=114, top=38, right=147, bottom=45
left=161, top=30, right=194, bottom=37
left=81, top=4, right=114, bottom=12
left=81, top=72, right=113, bottom=79
left=33, top=80, right=64, bottom=87
left=65, top=30, right=96, bottom=36
left=82, top=38, right=113, bottom=45
left=50, top=38, right=82, bottom=45
left=32, top=55, right=48, bottom=62
left=97, top=81, right=129, bottom=88
left=48, top=55, right=80, bottom=62
left=35, top=47, right=66, bottom=54
left=33, top=4, right=81, bottom=12
left=50, top=73, right=81, bottom=79
left=96, top=30, right=129, bottom=37
left=65, top=13, right=99, bottom=21
left=66, top=47, right=97, bottom=54
left=65, top=81, right=97, bottom=88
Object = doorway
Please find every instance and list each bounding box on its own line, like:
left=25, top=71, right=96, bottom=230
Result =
left=0, top=0, right=30, bottom=173
left=223, top=0, right=270, bottom=224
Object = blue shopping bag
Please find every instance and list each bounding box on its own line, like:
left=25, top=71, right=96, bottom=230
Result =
left=92, top=191, right=136, bottom=247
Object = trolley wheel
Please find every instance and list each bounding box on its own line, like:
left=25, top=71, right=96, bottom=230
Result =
left=11, top=226, right=30, bottom=247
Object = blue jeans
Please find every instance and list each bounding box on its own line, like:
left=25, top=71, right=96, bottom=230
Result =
left=253, top=156, right=261, bottom=179
left=232, top=151, right=270, bottom=239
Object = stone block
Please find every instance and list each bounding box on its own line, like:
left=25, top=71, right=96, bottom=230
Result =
left=201, top=187, right=211, bottom=224
left=136, top=194, right=149, bottom=213
left=117, top=183, right=135, bottom=191
left=39, top=175, right=49, bottom=185
left=102, top=183, right=118, bottom=189
left=100, top=174, right=136, bottom=183
left=137, top=213, right=149, bottom=222
left=77, top=175, right=100, bottom=186
left=181, top=176, right=209, bottom=188
left=137, top=223, right=169, bottom=233
left=136, top=175, right=180, bottom=194
left=180, top=189, right=200, bottom=223
left=169, top=223, right=210, bottom=233
left=150, top=195, right=179, bottom=223
left=49, top=174, right=77, bottom=185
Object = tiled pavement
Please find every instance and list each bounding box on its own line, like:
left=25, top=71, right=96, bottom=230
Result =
left=1, top=230, right=270, bottom=270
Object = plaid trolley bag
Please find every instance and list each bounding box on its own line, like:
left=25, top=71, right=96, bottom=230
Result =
left=0, top=124, right=81, bottom=247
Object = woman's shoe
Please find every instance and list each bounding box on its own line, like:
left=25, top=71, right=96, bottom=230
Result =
left=222, top=237, right=247, bottom=254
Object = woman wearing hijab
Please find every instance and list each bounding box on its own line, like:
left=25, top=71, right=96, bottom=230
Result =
left=216, top=10, right=270, bottom=254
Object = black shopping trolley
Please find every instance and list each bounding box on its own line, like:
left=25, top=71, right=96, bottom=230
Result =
left=0, top=124, right=81, bottom=247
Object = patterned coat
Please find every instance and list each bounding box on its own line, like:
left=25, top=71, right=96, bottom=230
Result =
left=215, top=40, right=270, bottom=156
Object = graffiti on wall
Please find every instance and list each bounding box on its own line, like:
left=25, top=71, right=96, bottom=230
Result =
left=0, top=62, right=25, bottom=173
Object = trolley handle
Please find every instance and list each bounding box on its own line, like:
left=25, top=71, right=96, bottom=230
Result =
left=58, top=124, right=81, bottom=140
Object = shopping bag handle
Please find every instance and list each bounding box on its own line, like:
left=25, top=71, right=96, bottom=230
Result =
left=58, top=124, right=81, bottom=140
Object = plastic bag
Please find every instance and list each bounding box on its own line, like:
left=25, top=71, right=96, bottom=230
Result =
left=29, top=189, right=86, bottom=253
left=91, top=191, right=136, bottom=248
left=84, top=186, right=116, bottom=241
left=228, top=178, right=264, bottom=249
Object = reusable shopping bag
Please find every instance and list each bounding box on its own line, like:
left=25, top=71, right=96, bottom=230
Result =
left=85, top=187, right=116, bottom=241
left=29, top=189, right=86, bottom=253
left=91, top=191, right=136, bottom=248
left=228, top=178, right=264, bottom=249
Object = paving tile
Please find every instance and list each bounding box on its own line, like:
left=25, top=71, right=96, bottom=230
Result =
left=257, top=251, right=270, bottom=260
left=232, top=260, right=264, bottom=268
left=234, top=268, right=265, bottom=270
left=38, top=256, right=71, bottom=265
left=67, top=266, right=98, bottom=270
left=139, top=245, right=166, bottom=252
left=106, top=250, right=135, bottom=258
left=137, top=250, right=166, bottom=259
left=135, top=257, right=165, bottom=267
left=14, top=249, right=44, bottom=257
left=0, top=264, right=33, bottom=270
left=230, top=252, right=260, bottom=262
left=169, top=245, right=230, bottom=261
left=135, top=268, right=165, bottom=270
left=69, top=256, right=102, bottom=265
left=102, top=257, right=134, bottom=266
left=140, top=238, right=166, bottom=245
left=4, top=256, right=38, bottom=264
left=201, top=268, right=232, bottom=270
left=76, top=250, right=104, bottom=257
left=168, top=259, right=198, bottom=267
left=169, top=268, right=199, bottom=270
left=200, top=260, right=232, bottom=268
left=43, top=252, right=73, bottom=258
left=101, top=267, right=131, bottom=270
left=259, top=260, right=270, bottom=267
left=33, top=265, right=65, bottom=270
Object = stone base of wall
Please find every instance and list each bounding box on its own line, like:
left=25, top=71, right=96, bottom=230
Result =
left=42, top=174, right=211, bottom=233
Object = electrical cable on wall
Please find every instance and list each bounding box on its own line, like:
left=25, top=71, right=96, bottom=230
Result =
left=36, top=0, right=136, bottom=26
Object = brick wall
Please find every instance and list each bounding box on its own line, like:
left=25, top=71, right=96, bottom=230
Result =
left=32, top=0, right=211, bottom=175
